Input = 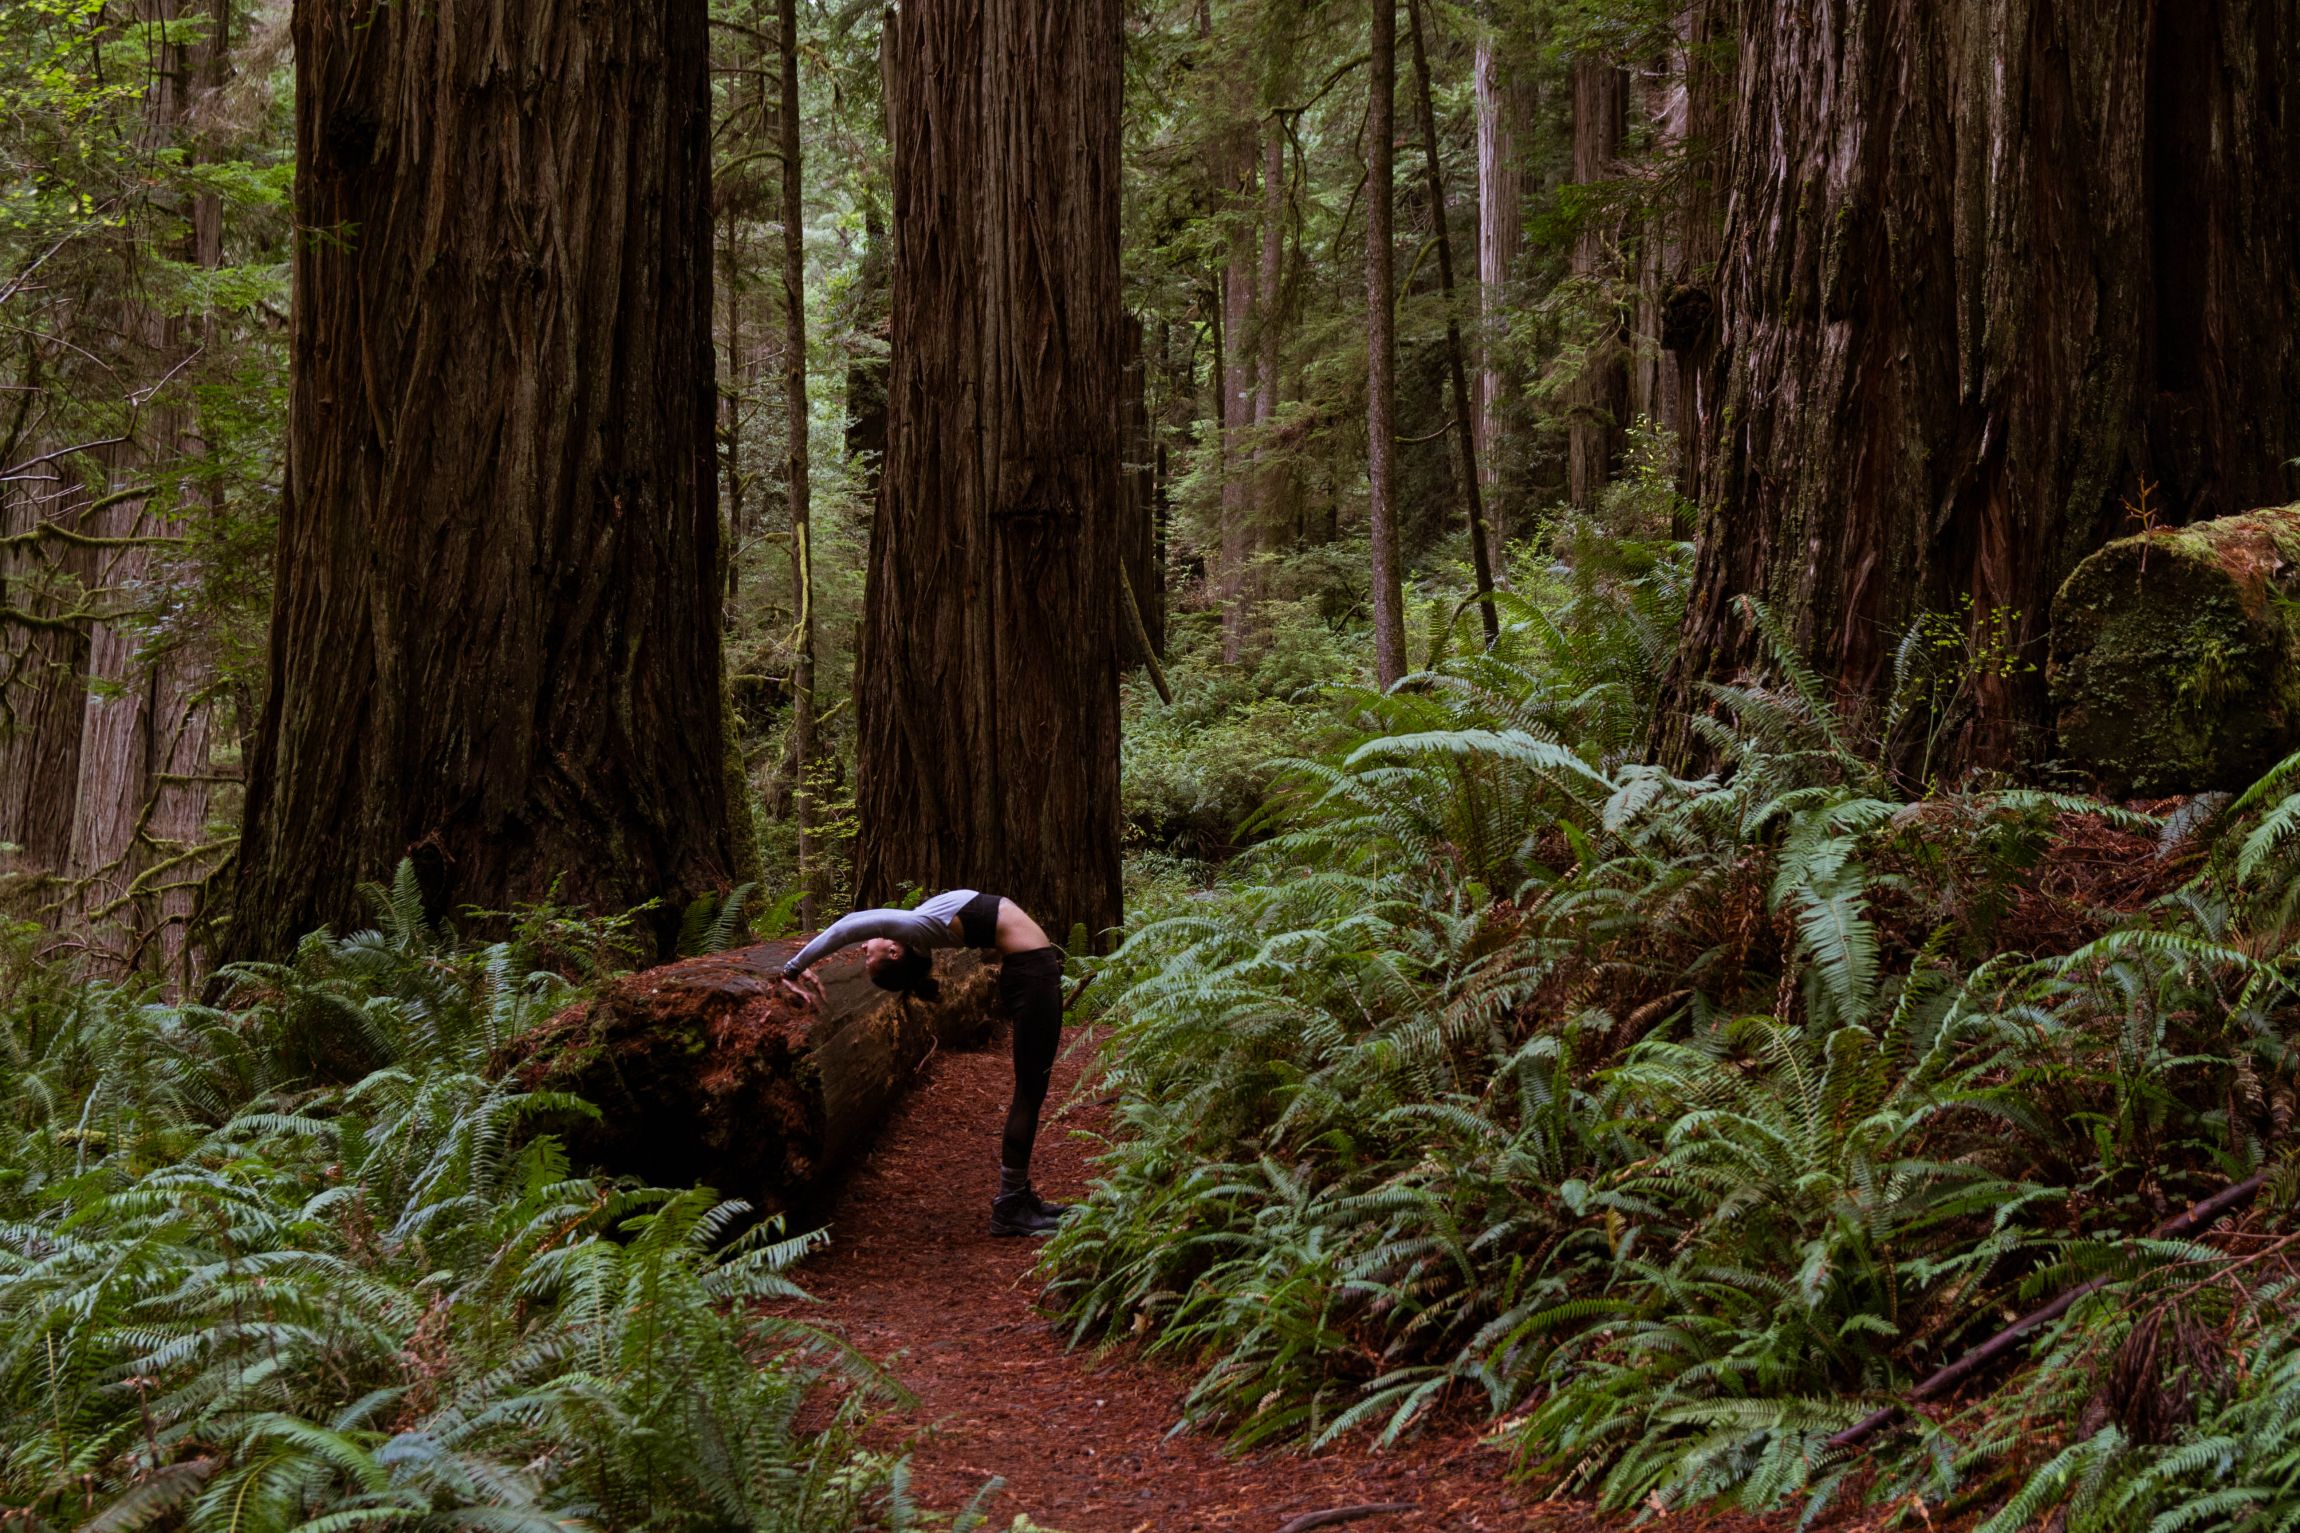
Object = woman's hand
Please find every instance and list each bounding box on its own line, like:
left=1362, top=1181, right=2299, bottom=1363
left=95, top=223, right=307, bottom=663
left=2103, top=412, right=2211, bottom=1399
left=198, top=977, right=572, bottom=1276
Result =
left=779, top=970, right=825, bottom=1007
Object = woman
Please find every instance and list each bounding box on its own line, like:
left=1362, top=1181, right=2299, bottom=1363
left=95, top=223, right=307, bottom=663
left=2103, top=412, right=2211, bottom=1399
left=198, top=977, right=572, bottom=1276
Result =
left=780, top=890, right=1070, bottom=1237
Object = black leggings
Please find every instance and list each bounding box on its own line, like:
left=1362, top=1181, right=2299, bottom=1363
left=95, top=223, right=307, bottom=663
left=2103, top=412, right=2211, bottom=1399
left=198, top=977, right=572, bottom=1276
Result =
left=998, top=946, right=1064, bottom=1174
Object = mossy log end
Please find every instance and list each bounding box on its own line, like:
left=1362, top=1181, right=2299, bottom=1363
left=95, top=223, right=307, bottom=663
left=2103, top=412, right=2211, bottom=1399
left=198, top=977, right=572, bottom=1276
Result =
left=500, top=939, right=997, bottom=1218
left=2049, top=506, right=2300, bottom=795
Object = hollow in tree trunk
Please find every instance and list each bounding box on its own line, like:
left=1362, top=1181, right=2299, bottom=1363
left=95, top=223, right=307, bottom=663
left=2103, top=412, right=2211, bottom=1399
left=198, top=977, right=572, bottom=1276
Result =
left=855, top=0, right=1124, bottom=945
left=230, top=0, right=743, bottom=961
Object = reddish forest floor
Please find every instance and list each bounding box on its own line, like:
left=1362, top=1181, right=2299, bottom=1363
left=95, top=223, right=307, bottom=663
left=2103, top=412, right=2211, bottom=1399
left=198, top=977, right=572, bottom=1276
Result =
left=773, top=1024, right=1803, bottom=1533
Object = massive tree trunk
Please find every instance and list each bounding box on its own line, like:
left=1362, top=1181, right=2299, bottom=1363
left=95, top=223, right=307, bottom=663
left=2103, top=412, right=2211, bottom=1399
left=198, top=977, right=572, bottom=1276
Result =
left=856, top=0, right=1124, bottom=945
left=1662, top=0, right=2300, bottom=772
left=231, top=0, right=742, bottom=961
left=1366, top=0, right=1407, bottom=688
left=1473, top=25, right=1531, bottom=577
left=1566, top=56, right=1628, bottom=512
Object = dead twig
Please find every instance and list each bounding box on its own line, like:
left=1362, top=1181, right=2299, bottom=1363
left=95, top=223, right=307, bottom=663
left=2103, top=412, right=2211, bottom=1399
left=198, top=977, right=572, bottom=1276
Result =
left=1273, top=1504, right=1416, bottom=1533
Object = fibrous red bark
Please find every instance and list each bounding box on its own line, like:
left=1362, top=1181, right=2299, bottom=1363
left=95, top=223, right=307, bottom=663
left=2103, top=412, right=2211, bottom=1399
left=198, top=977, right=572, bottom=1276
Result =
left=1664, top=0, right=2300, bottom=771
left=231, top=0, right=742, bottom=960
left=856, top=0, right=1125, bottom=944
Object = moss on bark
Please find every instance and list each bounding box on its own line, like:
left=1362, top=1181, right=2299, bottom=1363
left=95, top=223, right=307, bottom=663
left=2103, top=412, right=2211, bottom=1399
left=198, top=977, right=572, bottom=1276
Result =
left=2048, top=507, right=2300, bottom=795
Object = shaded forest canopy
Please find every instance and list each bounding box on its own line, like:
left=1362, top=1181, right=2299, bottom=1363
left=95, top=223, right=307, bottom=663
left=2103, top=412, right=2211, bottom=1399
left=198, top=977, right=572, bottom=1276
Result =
left=7, top=1, right=2300, bottom=1530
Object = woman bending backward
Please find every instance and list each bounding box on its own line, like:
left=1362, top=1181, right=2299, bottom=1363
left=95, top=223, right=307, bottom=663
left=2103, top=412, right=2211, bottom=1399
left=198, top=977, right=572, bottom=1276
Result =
left=781, top=890, right=1069, bottom=1236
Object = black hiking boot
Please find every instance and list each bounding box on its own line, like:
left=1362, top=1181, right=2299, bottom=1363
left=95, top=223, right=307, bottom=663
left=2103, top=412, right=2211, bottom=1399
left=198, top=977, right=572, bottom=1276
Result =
left=989, top=1188, right=1063, bottom=1237
left=991, top=1165, right=1069, bottom=1236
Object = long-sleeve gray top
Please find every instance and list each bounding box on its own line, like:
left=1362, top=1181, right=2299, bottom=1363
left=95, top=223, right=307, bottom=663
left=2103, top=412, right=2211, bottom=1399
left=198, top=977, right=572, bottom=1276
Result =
left=781, top=889, right=982, bottom=976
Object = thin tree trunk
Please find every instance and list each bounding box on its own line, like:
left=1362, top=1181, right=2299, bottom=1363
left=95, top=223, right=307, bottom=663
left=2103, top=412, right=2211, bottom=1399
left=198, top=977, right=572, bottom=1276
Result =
left=1119, top=316, right=1163, bottom=668
left=857, top=0, right=1124, bottom=944
left=69, top=0, right=217, bottom=976
left=1566, top=56, right=1628, bottom=512
left=1254, top=111, right=1287, bottom=576
left=1473, top=25, right=1529, bottom=578
left=722, top=202, right=745, bottom=605
left=0, top=478, right=93, bottom=877
left=1220, top=134, right=1259, bottom=664
left=1406, top=0, right=1497, bottom=646
left=1366, top=0, right=1406, bottom=688
left=232, top=0, right=743, bottom=961
left=1661, top=0, right=2300, bottom=774
left=780, top=0, right=821, bottom=925
left=843, top=205, right=891, bottom=491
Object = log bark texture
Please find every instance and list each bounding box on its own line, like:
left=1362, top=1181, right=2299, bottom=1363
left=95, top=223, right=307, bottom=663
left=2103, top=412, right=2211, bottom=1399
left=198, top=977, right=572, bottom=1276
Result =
left=2050, top=506, right=2300, bottom=794
left=1664, top=0, right=2300, bottom=770
left=231, top=0, right=741, bottom=960
left=504, top=940, right=999, bottom=1217
left=857, top=0, right=1125, bottom=945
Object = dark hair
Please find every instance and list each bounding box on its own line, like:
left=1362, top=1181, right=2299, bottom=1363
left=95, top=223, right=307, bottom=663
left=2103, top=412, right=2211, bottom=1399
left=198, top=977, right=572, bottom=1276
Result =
left=866, top=943, right=942, bottom=1002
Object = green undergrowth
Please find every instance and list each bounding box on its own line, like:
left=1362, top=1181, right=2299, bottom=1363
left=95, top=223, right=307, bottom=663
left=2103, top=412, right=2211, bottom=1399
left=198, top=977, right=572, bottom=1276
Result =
left=1063, top=540, right=2300, bottom=1530
left=0, top=874, right=995, bottom=1533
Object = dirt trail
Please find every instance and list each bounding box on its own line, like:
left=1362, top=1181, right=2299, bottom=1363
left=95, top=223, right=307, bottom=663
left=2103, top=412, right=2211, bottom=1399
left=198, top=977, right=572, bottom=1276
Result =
left=779, top=1023, right=1548, bottom=1532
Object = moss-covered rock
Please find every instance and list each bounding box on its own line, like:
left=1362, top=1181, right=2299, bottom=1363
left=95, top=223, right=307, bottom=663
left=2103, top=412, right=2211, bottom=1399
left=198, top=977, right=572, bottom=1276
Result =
left=2049, top=506, right=2300, bottom=794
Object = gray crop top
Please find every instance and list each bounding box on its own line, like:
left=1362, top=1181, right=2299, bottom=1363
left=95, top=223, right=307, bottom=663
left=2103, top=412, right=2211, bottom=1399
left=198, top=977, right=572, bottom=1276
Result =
left=782, top=889, right=982, bottom=976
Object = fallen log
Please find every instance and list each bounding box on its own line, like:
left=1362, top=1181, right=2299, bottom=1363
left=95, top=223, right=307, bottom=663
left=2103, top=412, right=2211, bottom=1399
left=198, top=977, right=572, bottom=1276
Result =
left=500, top=937, right=998, bottom=1219
left=2050, top=505, right=2300, bottom=794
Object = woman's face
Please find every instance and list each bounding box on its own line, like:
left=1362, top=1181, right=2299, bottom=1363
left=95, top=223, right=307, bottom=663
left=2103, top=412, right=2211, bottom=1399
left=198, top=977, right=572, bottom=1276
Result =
left=861, top=937, right=903, bottom=965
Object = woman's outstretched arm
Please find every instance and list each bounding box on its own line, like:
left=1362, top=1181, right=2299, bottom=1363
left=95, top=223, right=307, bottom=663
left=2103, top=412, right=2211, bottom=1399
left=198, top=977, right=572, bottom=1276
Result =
left=782, top=906, right=950, bottom=976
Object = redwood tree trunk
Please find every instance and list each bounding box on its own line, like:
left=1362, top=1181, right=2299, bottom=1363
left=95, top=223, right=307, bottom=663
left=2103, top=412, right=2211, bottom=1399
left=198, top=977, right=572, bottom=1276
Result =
left=1473, top=26, right=1531, bottom=577
left=1119, top=316, right=1164, bottom=664
left=1220, top=132, right=1259, bottom=664
left=0, top=482, right=91, bottom=875
left=231, top=0, right=741, bottom=960
left=67, top=0, right=217, bottom=978
left=1406, top=0, right=1498, bottom=645
left=1366, top=0, right=1407, bottom=687
left=1662, top=0, right=2300, bottom=771
left=780, top=0, right=822, bottom=925
left=1566, top=56, right=1628, bottom=512
left=856, top=0, right=1124, bottom=944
